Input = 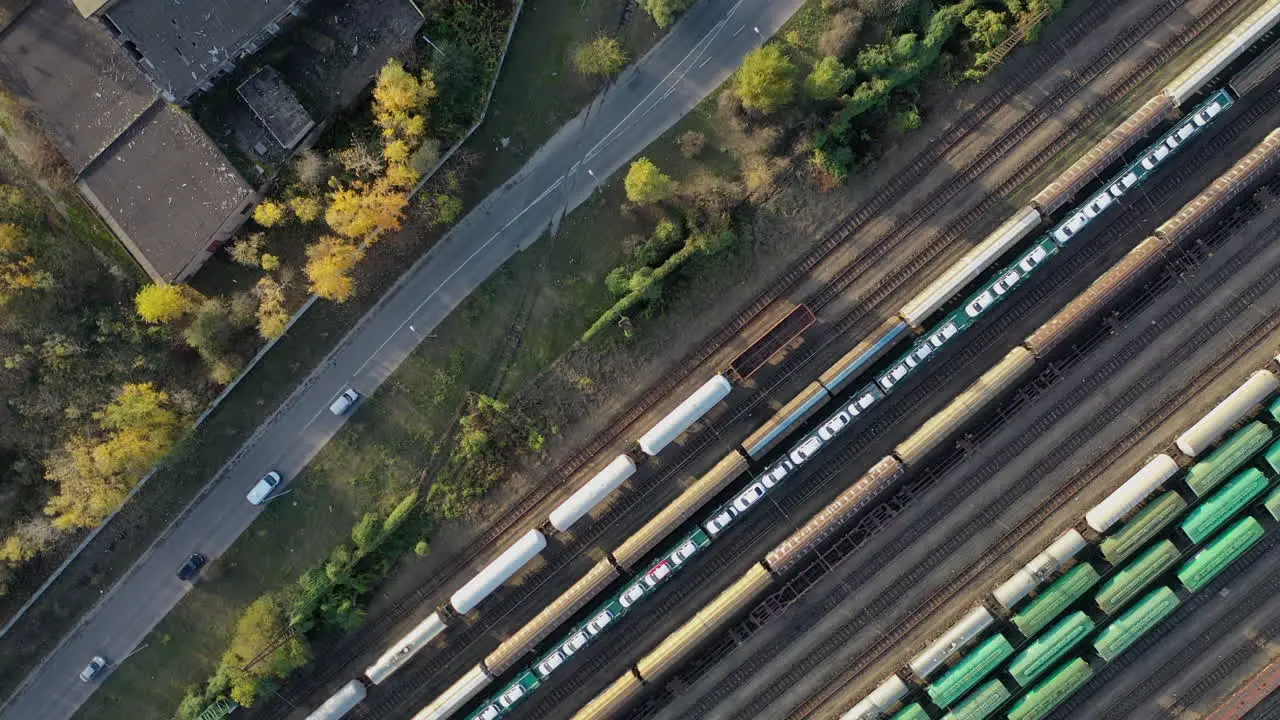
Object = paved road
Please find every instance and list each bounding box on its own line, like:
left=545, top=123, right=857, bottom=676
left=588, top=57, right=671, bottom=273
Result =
left=0, top=0, right=804, bottom=717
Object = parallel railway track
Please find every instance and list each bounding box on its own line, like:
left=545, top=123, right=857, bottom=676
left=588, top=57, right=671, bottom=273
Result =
left=1051, top=532, right=1280, bottom=719
left=253, top=0, right=1243, bottom=715
left=766, top=199, right=1280, bottom=717
left=611, top=102, right=1280, bottom=719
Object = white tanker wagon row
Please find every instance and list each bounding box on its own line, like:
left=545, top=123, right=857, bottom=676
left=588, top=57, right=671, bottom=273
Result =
left=841, top=354, right=1280, bottom=720
left=347, top=374, right=733, bottom=694
left=304, top=3, right=1280, bottom=715
left=569, top=128, right=1280, bottom=720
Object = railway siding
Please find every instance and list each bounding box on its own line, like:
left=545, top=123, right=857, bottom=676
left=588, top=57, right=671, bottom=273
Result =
left=640, top=117, right=1280, bottom=717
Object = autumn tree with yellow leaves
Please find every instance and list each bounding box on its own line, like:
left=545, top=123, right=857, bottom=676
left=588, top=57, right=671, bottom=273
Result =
left=254, top=276, right=290, bottom=339
left=324, top=179, right=409, bottom=241
left=135, top=283, right=202, bottom=324
left=305, top=236, right=365, bottom=302
left=372, top=59, right=437, bottom=142
left=43, top=383, right=183, bottom=529
left=0, top=222, right=52, bottom=303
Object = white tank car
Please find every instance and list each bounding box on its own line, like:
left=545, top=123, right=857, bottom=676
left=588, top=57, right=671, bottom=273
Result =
left=992, top=529, right=1087, bottom=610
left=840, top=675, right=908, bottom=720
left=548, top=454, right=638, bottom=532
left=908, top=605, right=994, bottom=680
left=1175, top=370, right=1279, bottom=458
left=637, top=375, right=733, bottom=456
left=364, top=611, right=446, bottom=684
left=450, top=529, right=547, bottom=614
left=305, top=679, right=367, bottom=720
left=1086, top=455, right=1180, bottom=533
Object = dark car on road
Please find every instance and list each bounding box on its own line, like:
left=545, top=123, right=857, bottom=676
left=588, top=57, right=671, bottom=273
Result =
left=177, top=553, right=207, bottom=583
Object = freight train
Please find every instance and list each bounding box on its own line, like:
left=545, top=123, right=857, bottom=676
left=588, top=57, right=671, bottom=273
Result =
left=842, top=373, right=1280, bottom=720
left=303, top=2, right=1280, bottom=717
left=567, top=128, right=1280, bottom=720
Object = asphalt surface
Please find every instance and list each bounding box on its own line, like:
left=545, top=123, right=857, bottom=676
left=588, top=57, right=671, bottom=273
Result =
left=0, top=0, right=808, bottom=717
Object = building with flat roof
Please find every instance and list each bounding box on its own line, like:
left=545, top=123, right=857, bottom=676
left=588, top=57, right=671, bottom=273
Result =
left=0, top=0, right=254, bottom=282
left=78, top=104, right=253, bottom=281
left=100, top=0, right=305, bottom=101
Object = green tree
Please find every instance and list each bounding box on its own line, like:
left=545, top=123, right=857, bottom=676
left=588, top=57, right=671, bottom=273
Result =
left=605, top=266, right=632, bottom=297
left=964, top=9, right=1009, bottom=52
left=218, top=594, right=310, bottom=707
left=892, top=106, right=923, bottom=133
left=184, top=299, right=244, bottom=384
left=574, top=36, right=628, bottom=77
left=351, top=512, right=382, bottom=554
left=624, top=157, right=674, bottom=204
left=735, top=44, right=797, bottom=113
left=640, top=0, right=694, bottom=27
left=805, top=56, right=852, bottom=100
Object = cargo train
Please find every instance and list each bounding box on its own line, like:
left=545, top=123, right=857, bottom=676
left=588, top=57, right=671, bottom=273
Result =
left=303, top=2, right=1280, bottom=717
left=357, top=373, right=731, bottom=689
left=568, top=128, right=1280, bottom=720
left=838, top=300, right=1280, bottom=716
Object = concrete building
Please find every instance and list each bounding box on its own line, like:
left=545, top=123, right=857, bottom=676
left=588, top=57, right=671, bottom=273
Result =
left=97, top=0, right=306, bottom=102
left=0, top=0, right=254, bottom=282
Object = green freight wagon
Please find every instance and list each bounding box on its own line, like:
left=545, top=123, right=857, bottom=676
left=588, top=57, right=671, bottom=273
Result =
left=928, top=634, right=1016, bottom=708
left=1180, top=468, right=1269, bottom=543
left=1011, top=564, right=1101, bottom=637
left=943, top=678, right=1011, bottom=720
left=1007, top=612, right=1095, bottom=687
left=1006, top=657, right=1093, bottom=720
left=891, top=703, right=931, bottom=720
left=1266, top=486, right=1280, bottom=521
left=1268, top=436, right=1280, bottom=475
left=1269, top=395, right=1280, bottom=424
left=1092, top=586, right=1180, bottom=662
left=1095, top=540, right=1179, bottom=615
left=1178, top=516, right=1266, bottom=592
left=1185, top=422, right=1273, bottom=496
left=1100, top=492, right=1188, bottom=564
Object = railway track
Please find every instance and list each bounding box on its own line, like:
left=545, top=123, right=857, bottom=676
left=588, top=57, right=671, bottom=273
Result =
left=612, top=121, right=1280, bottom=720
left=1047, top=531, right=1280, bottom=719
left=251, top=1, right=1202, bottom=714
left=763, top=211, right=1280, bottom=716
left=520, top=70, right=1280, bottom=720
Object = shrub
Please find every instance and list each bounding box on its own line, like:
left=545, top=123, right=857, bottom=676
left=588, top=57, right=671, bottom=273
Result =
left=735, top=44, right=797, bottom=113
left=805, top=56, right=852, bottom=100
left=574, top=36, right=628, bottom=77
left=677, top=130, right=706, bottom=158
left=624, top=157, right=674, bottom=204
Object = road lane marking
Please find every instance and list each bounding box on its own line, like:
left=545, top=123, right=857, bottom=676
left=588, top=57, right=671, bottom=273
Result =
left=579, top=7, right=733, bottom=163
left=355, top=175, right=567, bottom=376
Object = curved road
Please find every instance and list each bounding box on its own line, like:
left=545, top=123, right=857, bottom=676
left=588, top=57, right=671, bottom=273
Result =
left=0, top=0, right=803, bottom=717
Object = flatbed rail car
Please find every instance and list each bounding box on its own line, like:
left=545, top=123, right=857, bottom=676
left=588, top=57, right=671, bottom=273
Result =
left=307, top=4, right=1280, bottom=716
left=560, top=131, right=1280, bottom=720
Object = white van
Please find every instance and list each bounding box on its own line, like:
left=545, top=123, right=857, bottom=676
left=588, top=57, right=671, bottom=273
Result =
left=247, top=471, right=281, bottom=505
